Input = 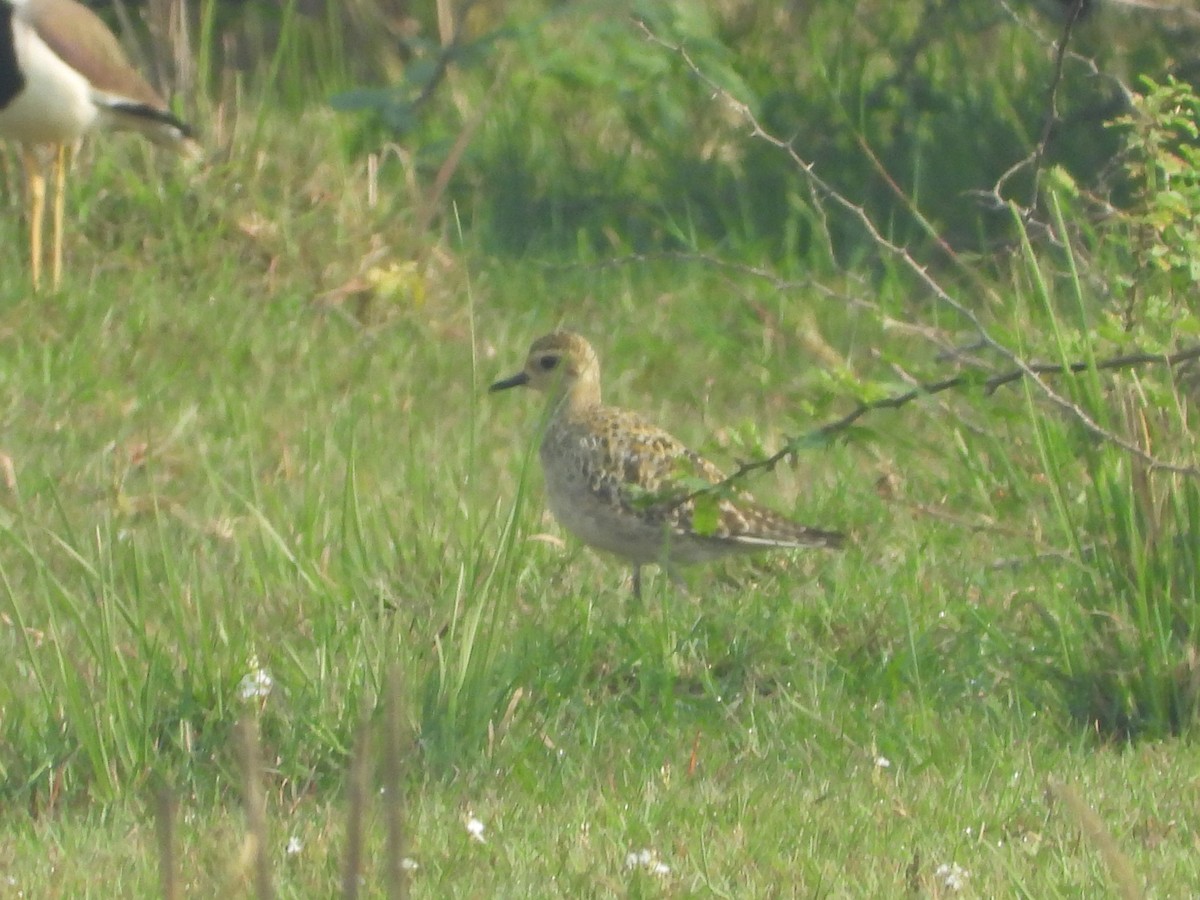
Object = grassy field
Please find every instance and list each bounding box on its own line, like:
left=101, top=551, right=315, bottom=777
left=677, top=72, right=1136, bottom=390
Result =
left=3, top=2, right=1200, bottom=896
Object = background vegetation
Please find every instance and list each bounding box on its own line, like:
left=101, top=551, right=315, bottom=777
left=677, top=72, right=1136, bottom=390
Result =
left=2, top=0, right=1200, bottom=894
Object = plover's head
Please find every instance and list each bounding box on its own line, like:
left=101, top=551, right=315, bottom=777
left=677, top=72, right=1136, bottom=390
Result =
left=489, top=331, right=601, bottom=404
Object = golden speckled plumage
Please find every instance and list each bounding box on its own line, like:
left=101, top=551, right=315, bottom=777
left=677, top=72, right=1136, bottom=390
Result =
left=490, top=332, right=843, bottom=597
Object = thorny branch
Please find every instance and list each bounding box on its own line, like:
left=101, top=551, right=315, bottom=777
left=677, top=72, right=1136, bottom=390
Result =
left=726, top=344, right=1200, bottom=491
left=634, top=18, right=1200, bottom=485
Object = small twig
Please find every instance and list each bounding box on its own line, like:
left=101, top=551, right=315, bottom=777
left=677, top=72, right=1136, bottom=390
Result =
left=976, top=2, right=1136, bottom=223
left=417, top=60, right=506, bottom=232
left=341, top=713, right=371, bottom=899
left=155, top=784, right=180, bottom=900
left=236, top=715, right=275, bottom=900
left=383, top=665, right=410, bottom=900
left=1049, top=780, right=1145, bottom=900
left=1029, top=0, right=1088, bottom=207
left=541, top=250, right=966, bottom=357
left=1098, top=0, right=1200, bottom=23
left=988, top=548, right=1087, bottom=570
left=411, top=0, right=484, bottom=117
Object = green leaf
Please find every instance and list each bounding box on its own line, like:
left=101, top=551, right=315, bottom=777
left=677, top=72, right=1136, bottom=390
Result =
left=691, top=492, right=720, bottom=536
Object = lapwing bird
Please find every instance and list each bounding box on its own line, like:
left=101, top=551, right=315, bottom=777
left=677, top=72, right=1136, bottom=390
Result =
left=491, top=332, right=844, bottom=598
left=0, top=0, right=200, bottom=290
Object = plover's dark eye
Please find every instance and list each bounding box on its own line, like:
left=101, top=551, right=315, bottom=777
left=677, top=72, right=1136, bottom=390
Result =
left=539, top=355, right=559, bottom=371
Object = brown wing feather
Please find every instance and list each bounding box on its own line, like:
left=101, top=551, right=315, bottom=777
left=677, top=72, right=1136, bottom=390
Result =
left=29, top=0, right=165, bottom=107
left=566, top=407, right=842, bottom=549
left=569, top=408, right=733, bottom=532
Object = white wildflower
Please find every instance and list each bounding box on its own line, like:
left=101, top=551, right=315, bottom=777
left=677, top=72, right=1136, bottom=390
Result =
left=466, top=816, right=486, bottom=843
left=874, top=755, right=892, bottom=769
left=624, top=848, right=669, bottom=876
left=285, top=836, right=303, bottom=856
left=935, top=862, right=968, bottom=891
left=400, top=857, right=419, bottom=871
left=238, top=656, right=273, bottom=701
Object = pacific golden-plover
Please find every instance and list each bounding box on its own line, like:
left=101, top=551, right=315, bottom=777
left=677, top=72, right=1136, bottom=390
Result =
left=490, top=331, right=844, bottom=597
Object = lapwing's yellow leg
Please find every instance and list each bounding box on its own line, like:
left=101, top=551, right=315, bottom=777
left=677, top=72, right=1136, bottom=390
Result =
left=20, top=146, right=45, bottom=291
left=51, top=143, right=69, bottom=291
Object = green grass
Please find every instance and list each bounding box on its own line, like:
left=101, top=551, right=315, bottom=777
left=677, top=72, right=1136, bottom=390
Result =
left=2, top=2, right=1200, bottom=896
